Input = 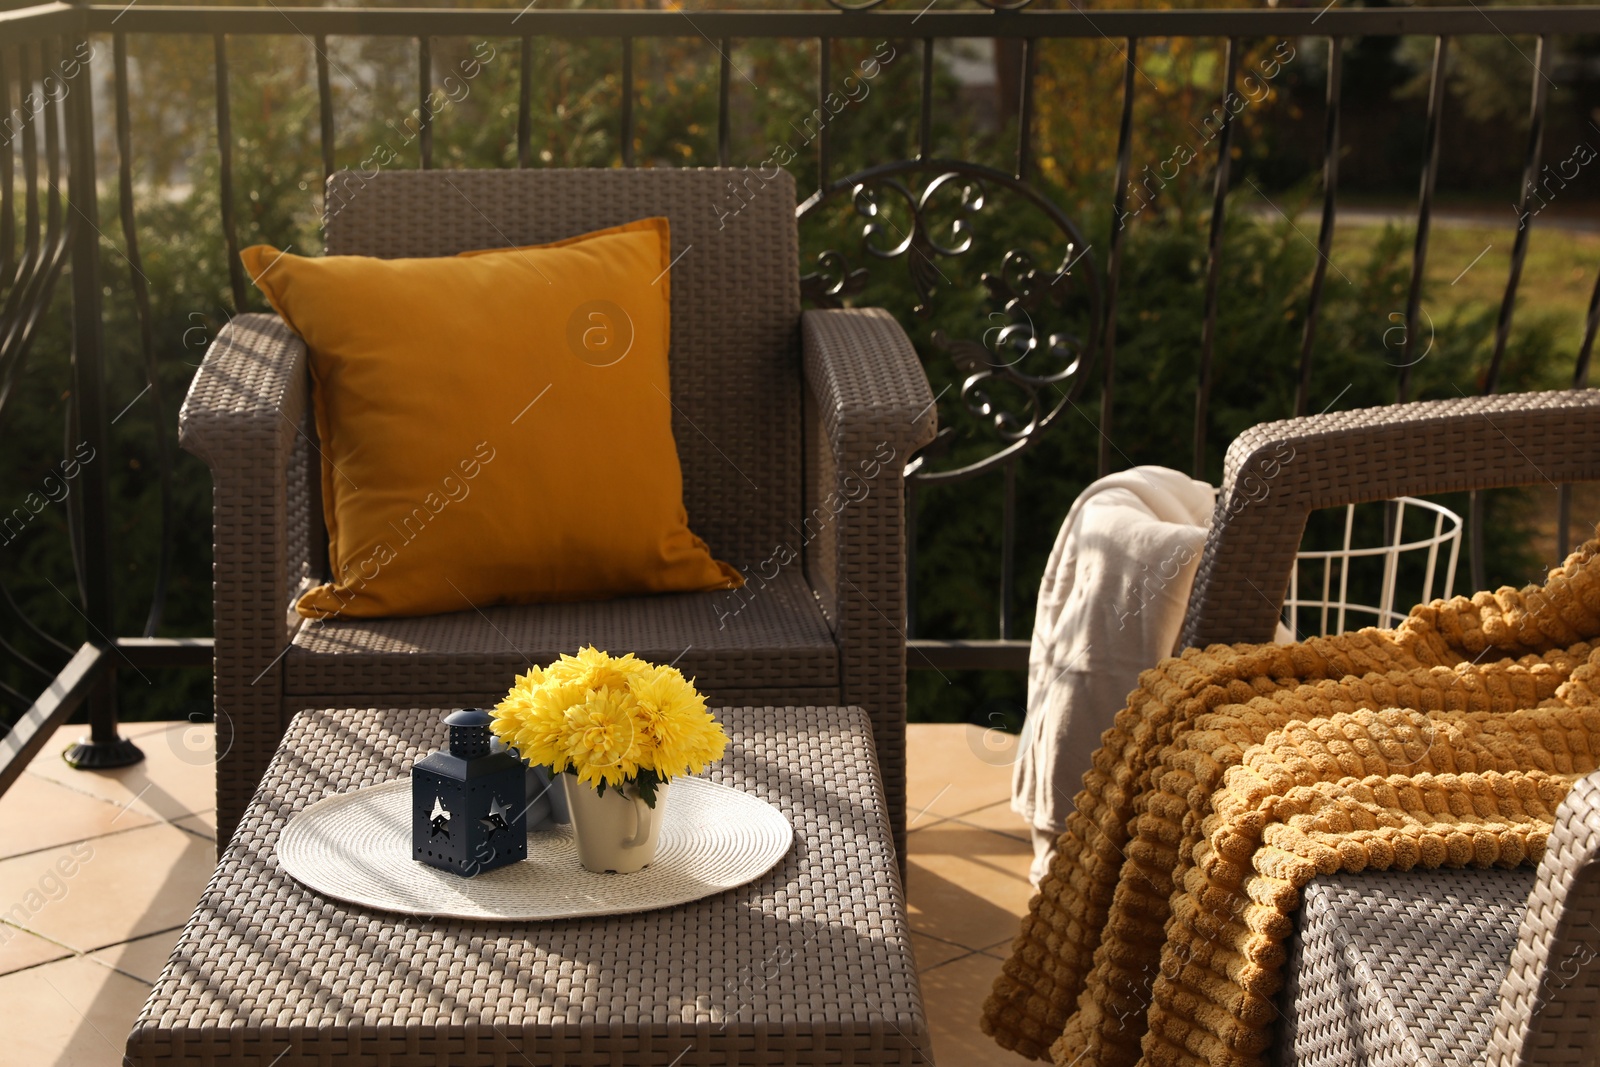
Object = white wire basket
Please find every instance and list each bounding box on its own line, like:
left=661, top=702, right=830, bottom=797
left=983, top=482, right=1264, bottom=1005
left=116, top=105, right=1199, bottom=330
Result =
left=1284, top=496, right=1463, bottom=638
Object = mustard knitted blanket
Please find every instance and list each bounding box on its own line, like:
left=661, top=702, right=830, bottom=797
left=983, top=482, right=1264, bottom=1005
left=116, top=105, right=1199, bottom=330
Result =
left=981, top=536, right=1600, bottom=1067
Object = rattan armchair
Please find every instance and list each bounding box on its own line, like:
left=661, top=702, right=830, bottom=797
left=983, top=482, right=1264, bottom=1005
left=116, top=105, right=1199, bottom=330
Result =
left=1177, top=389, right=1600, bottom=1065
left=179, top=168, right=937, bottom=849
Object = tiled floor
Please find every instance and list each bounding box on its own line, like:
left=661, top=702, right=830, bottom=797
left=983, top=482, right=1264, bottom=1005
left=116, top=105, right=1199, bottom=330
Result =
left=0, top=719, right=1038, bottom=1066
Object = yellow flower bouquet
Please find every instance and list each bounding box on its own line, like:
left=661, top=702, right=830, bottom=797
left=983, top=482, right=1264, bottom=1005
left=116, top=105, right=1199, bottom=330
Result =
left=488, top=647, right=728, bottom=809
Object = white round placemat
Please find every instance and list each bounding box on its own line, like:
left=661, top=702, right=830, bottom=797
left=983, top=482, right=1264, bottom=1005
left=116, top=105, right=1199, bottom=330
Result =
left=276, top=777, right=792, bottom=920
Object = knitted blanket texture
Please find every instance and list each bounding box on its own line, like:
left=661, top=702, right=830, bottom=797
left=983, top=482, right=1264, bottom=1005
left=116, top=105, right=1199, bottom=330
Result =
left=980, top=536, right=1600, bottom=1067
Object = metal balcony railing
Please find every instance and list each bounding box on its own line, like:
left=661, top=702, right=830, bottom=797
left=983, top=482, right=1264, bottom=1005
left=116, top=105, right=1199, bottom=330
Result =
left=3, top=1, right=1600, bottom=799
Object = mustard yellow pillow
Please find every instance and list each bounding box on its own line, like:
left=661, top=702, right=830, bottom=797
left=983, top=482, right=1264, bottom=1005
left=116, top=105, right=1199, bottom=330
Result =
left=241, top=218, right=741, bottom=619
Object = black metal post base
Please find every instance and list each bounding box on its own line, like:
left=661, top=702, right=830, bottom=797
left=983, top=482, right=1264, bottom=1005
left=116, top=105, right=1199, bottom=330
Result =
left=63, top=735, right=145, bottom=770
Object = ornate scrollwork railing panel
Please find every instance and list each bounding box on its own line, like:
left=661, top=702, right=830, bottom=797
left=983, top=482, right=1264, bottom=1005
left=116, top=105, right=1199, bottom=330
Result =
left=797, top=159, right=1101, bottom=484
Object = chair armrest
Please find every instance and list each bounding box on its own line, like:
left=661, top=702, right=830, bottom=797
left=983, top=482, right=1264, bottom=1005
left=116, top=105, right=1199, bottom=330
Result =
left=1489, top=768, right=1600, bottom=1067
left=801, top=307, right=937, bottom=859
left=801, top=307, right=938, bottom=625
left=1179, top=389, right=1600, bottom=649
left=178, top=312, right=317, bottom=843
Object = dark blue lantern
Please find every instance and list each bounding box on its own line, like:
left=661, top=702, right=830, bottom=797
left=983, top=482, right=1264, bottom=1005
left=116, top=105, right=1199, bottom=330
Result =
left=412, top=708, right=527, bottom=876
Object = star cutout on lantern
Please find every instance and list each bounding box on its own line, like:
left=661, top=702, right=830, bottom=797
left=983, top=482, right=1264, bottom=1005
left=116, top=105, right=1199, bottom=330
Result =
left=429, top=796, right=451, bottom=839
left=480, top=795, right=512, bottom=837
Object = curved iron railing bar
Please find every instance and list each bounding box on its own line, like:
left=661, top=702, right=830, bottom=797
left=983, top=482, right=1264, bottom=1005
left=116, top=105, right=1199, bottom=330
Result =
left=0, top=214, right=70, bottom=404
left=213, top=33, right=246, bottom=313
left=418, top=35, right=432, bottom=169
left=0, top=630, right=54, bottom=680
left=1397, top=35, right=1448, bottom=404
left=905, top=476, right=918, bottom=639
left=40, top=36, right=60, bottom=241
left=62, top=369, right=87, bottom=611
left=0, top=45, right=13, bottom=282
left=1099, top=36, right=1136, bottom=478
left=717, top=39, right=730, bottom=167
left=1192, top=36, right=1238, bottom=479
left=797, top=156, right=1101, bottom=485
left=620, top=36, right=633, bottom=167
left=0, top=42, right=71, bottom=384
left=0, top=578, right=73, bottom=656
left=517, top=36, right=532, bottom=168
left=918, top=38, right=933, bottom=162
left=1477, top=35, right=1549, bottom=579
left=999, top=455, right=1016, bottom=639
left=816, top=37, right=830, bottom=190
left=0, top=239, right=46, bottom=401
left=0, top=677, right=32, bottom=713
left=1561, top=265, right=1600, bottom=558
left=0, top=46, right=71, bottom=415
left=113, top=33, right=172, bottom=639
left=18, top=44, right=39, bottom=266
left=1295, top=35, right=1342, bottom=418
left=1486, top=35, right=1548, bottom=396
left=1014, top=37, right=1034, bottom=179
left=316, top=34, right=334, bottom=185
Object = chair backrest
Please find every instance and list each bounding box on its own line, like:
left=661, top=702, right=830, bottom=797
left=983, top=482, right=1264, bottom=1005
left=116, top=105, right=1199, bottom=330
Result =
left=321, top=167, right=801, bottom=569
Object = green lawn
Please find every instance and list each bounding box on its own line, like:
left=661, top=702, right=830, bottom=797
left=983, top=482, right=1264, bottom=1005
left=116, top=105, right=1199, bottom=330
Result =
left=1329, top=221, right=1600, bottom=363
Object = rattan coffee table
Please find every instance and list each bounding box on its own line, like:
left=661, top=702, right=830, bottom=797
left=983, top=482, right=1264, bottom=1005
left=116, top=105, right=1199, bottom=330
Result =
left=125, top=705, right=931, bottom=1066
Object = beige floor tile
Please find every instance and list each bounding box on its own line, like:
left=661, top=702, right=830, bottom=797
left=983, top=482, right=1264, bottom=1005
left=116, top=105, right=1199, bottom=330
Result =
left=979, top=937, right=1018, bottom=960
left=27, top=723, right=216, bottom=822
left=0, top=823, right=213, bottom=953
left=908, top=931, right=973, bottom=973
left=172, top=811, right=216, bottom=842
left=905, top=724, right=1018, bottom=823
left=949, top=800, right=1032, bottom=843
left=0, top=921, right=71, bottom=974
left=0, top=954, right=151, bottom=1067
left=89, top=927, right=183, bottom=985
left=906, top=822, right=1035, bottom=952
left=0, top=773, right=156, bottom=860
left=122, top=719, right=193, bottom=738
left=919, top=952, right=1036, bottom=1067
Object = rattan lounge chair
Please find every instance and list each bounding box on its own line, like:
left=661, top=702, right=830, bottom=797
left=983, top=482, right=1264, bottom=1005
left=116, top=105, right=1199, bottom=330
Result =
left=1179, top=389, right=1600, bottom=1065
left=179, top=168, right=937, bottom=848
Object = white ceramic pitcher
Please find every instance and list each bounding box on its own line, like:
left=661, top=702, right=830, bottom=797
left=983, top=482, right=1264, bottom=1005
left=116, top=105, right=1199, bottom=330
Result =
left=562, top=776, right=669, bottom=874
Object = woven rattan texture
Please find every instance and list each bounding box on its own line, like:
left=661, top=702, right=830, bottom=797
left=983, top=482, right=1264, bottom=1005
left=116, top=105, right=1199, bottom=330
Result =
left=1180, top=389, right=1600, bottom=649
left=323, top=167, right=799, bottom=569
left=179, top=170, right=938, bottom=849
left=982, top=535, right=1600, bottom=1067
left=800, top=308, right=939, bottom=865
left=1488, top=770, right=1600, bottom=1067
left=125, top=705, right=930, bottom=1067
left=177, top=312, right=312, bottom=846
left=1275, top=868, right=1535, bottom=1067
left=287, top=570, right=836, bottom=698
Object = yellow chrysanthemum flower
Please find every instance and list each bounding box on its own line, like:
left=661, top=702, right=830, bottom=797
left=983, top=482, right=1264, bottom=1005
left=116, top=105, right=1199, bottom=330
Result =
left=489, top=667, right=541, bottom=745
left=545, top=645, right=649, bottom=694
left=491, top=649, right=724, bottom=793
left=563, top=685, right=643, bottom=789
left=628, top=665, right=728, bottom=778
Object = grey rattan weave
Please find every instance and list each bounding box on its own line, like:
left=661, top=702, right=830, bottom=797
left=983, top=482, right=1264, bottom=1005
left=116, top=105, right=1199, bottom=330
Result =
left=124, top=705, right=932, bottom=1066
left=178, top=168, right=938, bottom=851
left=1489, top=769, right=1600, bottom=1067
left=1275, top=868, right=1536, bottom=1067
left=1179, top=389, right=1600, bottom=649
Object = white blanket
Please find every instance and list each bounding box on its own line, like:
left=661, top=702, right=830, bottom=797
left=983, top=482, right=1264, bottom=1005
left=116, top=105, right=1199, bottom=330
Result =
left=1011, top=467, right=1217, bottom=877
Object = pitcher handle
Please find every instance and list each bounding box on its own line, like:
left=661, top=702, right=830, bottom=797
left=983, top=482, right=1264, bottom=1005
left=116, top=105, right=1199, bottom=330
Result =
left=621, top=793, right=652, bottom=849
